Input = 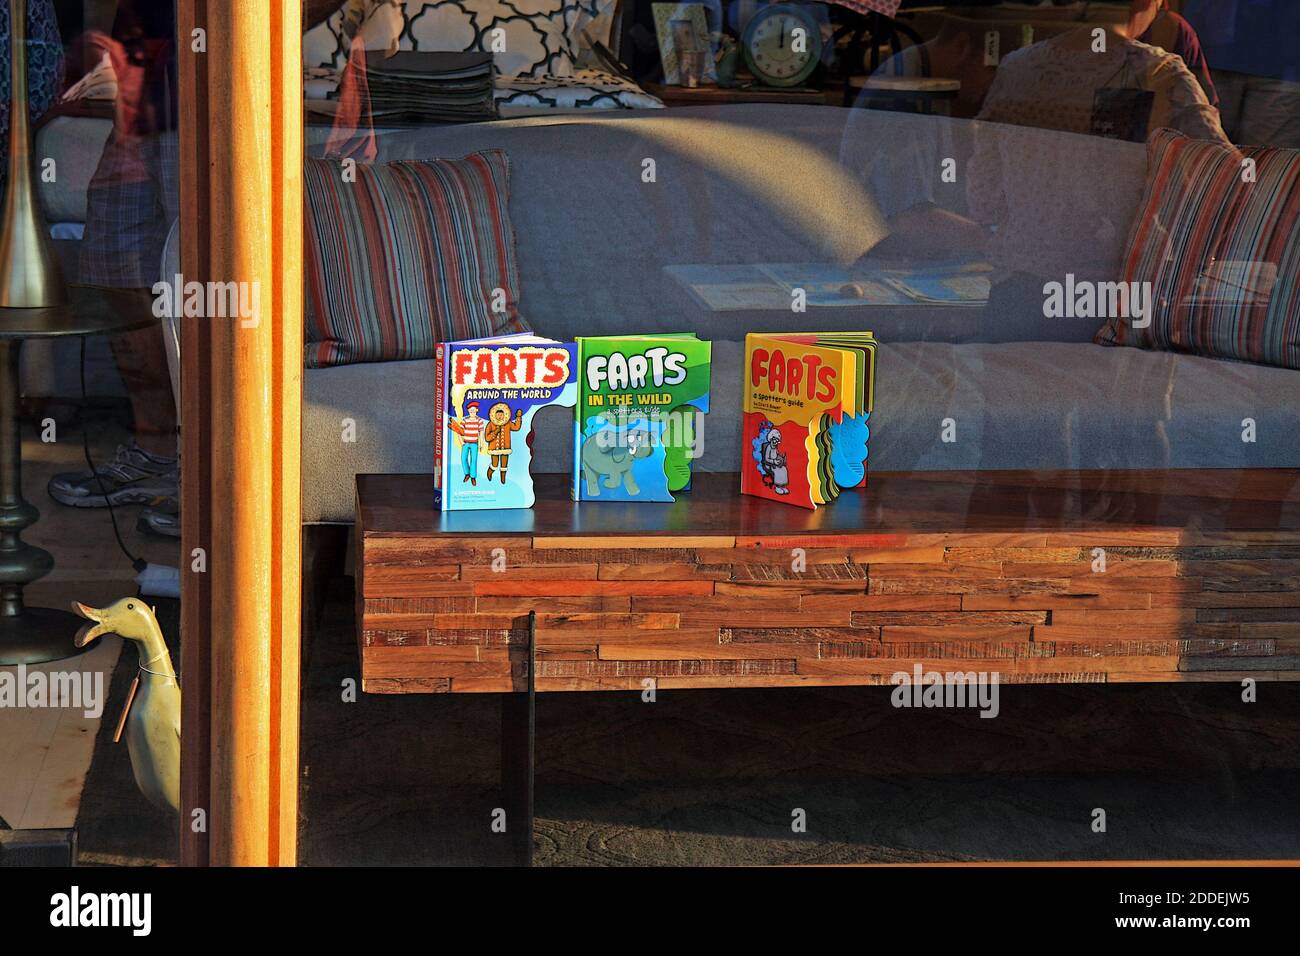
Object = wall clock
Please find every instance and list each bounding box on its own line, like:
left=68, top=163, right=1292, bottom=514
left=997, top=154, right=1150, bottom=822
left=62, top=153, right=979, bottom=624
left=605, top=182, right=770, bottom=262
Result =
left=741, top=4, right=823, bottom=88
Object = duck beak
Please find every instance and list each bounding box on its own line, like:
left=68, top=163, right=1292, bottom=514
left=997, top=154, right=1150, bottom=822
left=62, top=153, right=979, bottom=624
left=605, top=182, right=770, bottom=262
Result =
left=72, top=601, right=109, bottom=647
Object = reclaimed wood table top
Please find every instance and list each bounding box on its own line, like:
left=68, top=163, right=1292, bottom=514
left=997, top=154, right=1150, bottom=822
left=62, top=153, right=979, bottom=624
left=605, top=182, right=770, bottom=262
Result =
left=355, top=470, right=1300, bottom=694
left=358, top=470, right=1300, bottom=538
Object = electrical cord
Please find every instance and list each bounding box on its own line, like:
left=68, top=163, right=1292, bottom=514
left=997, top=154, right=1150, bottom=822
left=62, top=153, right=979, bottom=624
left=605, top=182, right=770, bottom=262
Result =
left=79, top=337, right=146, bottom=573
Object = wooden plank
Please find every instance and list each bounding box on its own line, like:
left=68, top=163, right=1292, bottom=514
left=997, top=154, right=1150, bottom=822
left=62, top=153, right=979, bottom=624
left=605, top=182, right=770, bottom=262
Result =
left=597, top=641, right=815, bottom=660
left=1203, top=576, right=1300, bottom=592
left=475, top=595, right=632, bottom=614
left=726, top=626, right=882, bottom=644
left=1107, top=671, right=1300, bottom=682
left=472, top=580, right=714, bottom=597
left=879, top=625, right=1034, bottom=643
left=1036, top=623, right=1241, bottom=641
left=363, top=645, right=484, bottom=663
left=729, top=562, right=868, bottom=581
left=869, top=562, right=1004, bottom=578
left=535, top=659, right=798, bottom=678
left=851, top=611, right=1046, bottom=626
left=1180, top=655, right=1300, bottom=671
left=845, top=546, right=948, bottom=564
left=1051, top=609, right=1198, bottom=626
left=1043, top=531, right=1184, bottom=546
left=798, top=594, right=962, bottom=612
left=631, top=594, right=801, bottom=613
left=598, top=563, right=731, bottom=580
left=460, top=563, right=597, bottom=580
left=822, top=640, right=1049, bottom=659
left=870, top=578, right=1071, bottom=595
left=533, top=535, right=735, bottom=550
left=1152, top=591, right=1300, bottom=608
left=735, top=533, right=912, bottom=549
left=361, top=573, right=475, bottom=598
left=962, top=592, right=1152, bottom=610
left=694, top=547, right=849, bottom=565
left=796, top=656, right=1174, bottom=675
left=714, top=580, right=868, bottom=595
left=363, top=677, right=452, bottom=694
left=1002, top=561, right=1179, bottom=578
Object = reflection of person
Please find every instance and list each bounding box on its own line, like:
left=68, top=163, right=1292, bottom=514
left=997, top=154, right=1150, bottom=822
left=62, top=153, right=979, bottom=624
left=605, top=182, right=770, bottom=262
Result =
left=1138, top=1, right=1218, bottom=107
left=48, top=2, right=181, bottom=534
left=974, top=2, right=1227, bottom=143
left=449, top=401, right=484, bottom=485
left=50, top=2, right=362, bottom=533
left=870, top=19, right=996, bottom=119
left=483, top=402, right=523, bottom=484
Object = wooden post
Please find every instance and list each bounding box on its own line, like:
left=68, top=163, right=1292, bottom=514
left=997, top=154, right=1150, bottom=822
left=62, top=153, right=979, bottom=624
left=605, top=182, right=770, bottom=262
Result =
left=177, top=0, right=303, bottom=867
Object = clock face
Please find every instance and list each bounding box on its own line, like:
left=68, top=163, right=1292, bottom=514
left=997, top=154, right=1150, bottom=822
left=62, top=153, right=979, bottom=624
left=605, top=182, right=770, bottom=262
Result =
left=743, top=6, right=821, bottom=87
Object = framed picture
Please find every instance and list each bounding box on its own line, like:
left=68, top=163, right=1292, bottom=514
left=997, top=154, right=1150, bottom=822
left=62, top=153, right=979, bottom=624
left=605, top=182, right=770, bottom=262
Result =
left=652, top=3, right=717, bottom=85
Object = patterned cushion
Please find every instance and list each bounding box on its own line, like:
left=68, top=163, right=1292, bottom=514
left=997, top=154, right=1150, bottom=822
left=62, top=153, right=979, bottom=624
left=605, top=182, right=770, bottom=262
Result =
left=1096, top=128, right=1300, bottom=368
left=496, top=69, right=664, bottom=112
left=303, top=150, right=528, bottom=368
left=304, top=0, right=581, bottom=78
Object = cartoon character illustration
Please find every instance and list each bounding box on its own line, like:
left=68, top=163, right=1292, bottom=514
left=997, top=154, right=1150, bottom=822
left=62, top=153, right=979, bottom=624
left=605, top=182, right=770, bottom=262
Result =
left=483, top=401, right=524, bottom=484
left=581, top=427, right=655, bottom=496
left=448, top=401, right=485, bottom=485
left=753, top=420, right=789, bottom=495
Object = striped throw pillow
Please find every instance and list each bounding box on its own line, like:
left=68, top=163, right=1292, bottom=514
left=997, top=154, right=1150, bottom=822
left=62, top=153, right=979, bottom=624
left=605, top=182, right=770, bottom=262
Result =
left=1095, top=128, right=1299, bottom=368
left=304, top=150, right=528, bottom=367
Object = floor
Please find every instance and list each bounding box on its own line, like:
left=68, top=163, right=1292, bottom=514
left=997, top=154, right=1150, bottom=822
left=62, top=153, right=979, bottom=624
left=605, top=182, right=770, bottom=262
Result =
left=30, top=414, right=1299, bottom=865
left=300, top=585, right=1300, bottom=866
left=0, top=411, right=177, bottom=849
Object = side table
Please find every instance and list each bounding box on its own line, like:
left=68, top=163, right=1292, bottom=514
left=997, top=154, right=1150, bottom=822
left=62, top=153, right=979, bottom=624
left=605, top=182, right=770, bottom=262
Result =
left=0, top=285, right=152, bottom=664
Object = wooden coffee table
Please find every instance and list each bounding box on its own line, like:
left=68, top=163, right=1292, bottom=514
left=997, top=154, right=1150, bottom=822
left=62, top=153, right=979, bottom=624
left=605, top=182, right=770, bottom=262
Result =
left=355, top=470, right=1300, bottom=694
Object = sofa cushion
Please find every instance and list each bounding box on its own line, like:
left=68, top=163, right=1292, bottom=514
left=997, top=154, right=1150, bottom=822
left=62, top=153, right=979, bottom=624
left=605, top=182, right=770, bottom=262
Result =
left=1096, top=128, right=1300, bottom=369
left=303, top=149, right=528, bottom=367
left=302, top=339, right=1300, bottom=522
left=318, top=0, right=580, bottom=79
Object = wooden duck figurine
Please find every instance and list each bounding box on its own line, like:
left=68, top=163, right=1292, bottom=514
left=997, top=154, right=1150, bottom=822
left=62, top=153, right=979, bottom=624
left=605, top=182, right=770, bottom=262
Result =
left=73, top=598, right=180, bottom=817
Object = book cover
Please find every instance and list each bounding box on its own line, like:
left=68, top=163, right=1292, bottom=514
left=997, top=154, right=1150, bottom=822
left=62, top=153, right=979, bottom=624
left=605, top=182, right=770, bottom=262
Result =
left=573, top=334, right=712, bottom=502
left=435, top=334, right=577, bottom=511
left=741, top=332, right=876, bottom=510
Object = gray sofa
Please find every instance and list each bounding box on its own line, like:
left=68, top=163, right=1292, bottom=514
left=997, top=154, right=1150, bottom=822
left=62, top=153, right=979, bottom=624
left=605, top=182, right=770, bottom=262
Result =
left=302, top=105, right=1300, bottom=523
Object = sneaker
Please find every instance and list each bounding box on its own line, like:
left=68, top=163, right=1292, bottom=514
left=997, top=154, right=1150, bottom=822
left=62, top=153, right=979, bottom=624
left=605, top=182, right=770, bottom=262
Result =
left=48, top=442, right=178, bottom=508
left=138, top=494, right=180, bottom=538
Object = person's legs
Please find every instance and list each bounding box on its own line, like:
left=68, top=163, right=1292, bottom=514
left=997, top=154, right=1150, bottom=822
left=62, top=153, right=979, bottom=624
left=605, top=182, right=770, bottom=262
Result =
left=50, top=130, right=178, bottom=513
left=105, top=291, right=176, bottom=457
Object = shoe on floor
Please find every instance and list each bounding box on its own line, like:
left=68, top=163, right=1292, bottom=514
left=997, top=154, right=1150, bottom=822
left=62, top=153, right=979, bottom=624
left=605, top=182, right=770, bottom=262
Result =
left=138, top=495, right=180, bottom=538
left=48, top=442, right=178, bottom=508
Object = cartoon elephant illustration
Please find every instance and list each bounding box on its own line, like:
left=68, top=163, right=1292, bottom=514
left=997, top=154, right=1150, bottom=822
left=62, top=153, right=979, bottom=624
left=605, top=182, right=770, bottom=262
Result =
left=581, top=428, right=654, bottom=496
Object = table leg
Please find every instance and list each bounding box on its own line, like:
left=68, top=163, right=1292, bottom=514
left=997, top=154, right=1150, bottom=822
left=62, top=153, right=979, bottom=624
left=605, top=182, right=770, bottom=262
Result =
left=500, top=610, right=535, bottom=866
left=0, top=339, right=85, bottom=665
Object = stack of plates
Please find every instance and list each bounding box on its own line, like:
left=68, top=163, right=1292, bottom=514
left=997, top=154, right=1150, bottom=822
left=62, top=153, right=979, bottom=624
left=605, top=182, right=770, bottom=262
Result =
left=352, top=50, right=496, bottom=124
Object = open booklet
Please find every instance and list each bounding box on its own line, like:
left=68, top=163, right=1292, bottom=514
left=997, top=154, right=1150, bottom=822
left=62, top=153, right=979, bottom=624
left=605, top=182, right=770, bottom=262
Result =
left=759, top=261, right=992, bottom=308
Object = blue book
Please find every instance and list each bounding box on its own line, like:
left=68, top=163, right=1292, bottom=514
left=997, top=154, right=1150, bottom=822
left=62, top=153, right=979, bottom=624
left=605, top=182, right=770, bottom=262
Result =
left=435, top=334, right=577, bottom=511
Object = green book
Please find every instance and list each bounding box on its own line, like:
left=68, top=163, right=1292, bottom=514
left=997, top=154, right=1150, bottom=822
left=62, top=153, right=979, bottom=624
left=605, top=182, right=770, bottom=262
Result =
left=573, top=334, right=712, bottom=502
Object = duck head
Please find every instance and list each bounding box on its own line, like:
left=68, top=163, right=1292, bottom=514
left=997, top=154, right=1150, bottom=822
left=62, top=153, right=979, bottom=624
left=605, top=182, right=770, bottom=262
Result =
left=73, top=597, right=161, bottom=648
